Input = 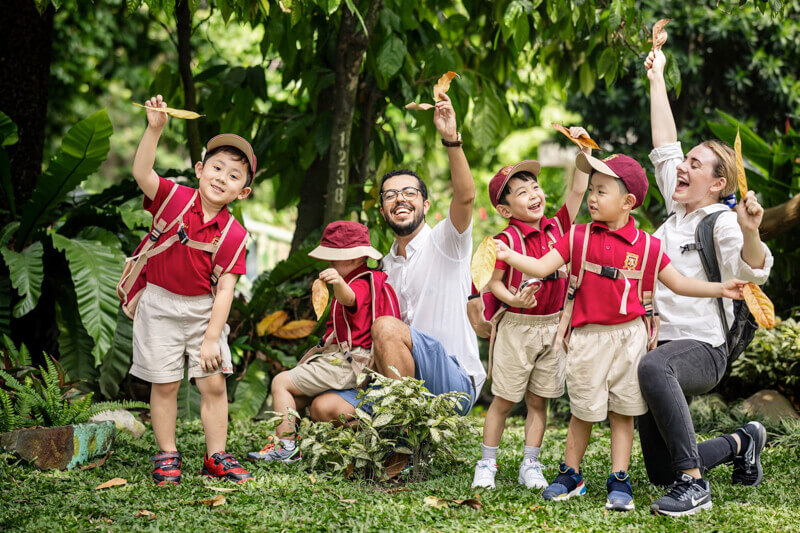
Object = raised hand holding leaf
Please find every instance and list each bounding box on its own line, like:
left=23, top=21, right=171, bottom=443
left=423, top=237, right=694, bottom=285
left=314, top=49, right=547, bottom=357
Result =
left=552, top=123, right=600, bottom=150
left=133, top=102, right=204, bottom=120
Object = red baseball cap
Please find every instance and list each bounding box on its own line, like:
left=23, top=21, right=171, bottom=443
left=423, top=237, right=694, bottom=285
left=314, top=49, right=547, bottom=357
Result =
left=488, top=160, right=541, bottom=208
left=576, top=152, right=648, bottom=209
left=206, top=133, right=257, bottom=182
left=308, top=221, right=383, bottom=261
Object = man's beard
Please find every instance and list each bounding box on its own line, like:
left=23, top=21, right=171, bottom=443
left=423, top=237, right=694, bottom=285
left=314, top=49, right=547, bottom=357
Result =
left=384, top=206, right=425, bottom=237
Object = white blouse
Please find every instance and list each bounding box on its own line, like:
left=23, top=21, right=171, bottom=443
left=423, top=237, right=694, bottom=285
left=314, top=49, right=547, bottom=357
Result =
left=650, top=142, right=773, bottom=348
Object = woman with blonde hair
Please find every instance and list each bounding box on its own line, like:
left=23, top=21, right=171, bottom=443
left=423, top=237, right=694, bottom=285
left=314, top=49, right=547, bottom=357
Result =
left=639, top=48, right=774, bottom=517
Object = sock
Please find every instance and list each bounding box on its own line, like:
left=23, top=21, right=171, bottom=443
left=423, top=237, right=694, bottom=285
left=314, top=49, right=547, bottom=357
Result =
left=481, top=444, right=498, bottom=462
left=523, top=446, right=540, bottom=463
left=698, top=435, right=736, bottom=472
left=280, top=438, right=296, bottom=450
left=734, top=428, right=751, bottom=455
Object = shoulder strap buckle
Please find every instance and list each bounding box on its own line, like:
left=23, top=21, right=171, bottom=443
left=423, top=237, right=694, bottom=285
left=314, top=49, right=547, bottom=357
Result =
left=177, top=223, right=189, bottom=245
left=680, top=242, right=701, bottom=254
left=600, top=265, right=620, bottom=279
left=148, top=228, right=162, bottom=242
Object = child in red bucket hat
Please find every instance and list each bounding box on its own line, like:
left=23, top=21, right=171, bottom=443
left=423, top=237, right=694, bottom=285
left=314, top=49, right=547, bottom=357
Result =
left=471, top=127, right=592, bottom=492
left=248, top=221, right=400, bottom=462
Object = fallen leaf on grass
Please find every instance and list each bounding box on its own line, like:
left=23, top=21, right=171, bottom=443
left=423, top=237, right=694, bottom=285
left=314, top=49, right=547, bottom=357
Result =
left=652, top=18, right=671, bottom=52
left=552, top=123, right=600, bottom=151
left=309, top=474, right=317, bottom=484
left=471, top=236, right=497, bottom=291
left=433, top=71, right=458, bottom=102
left=405, top=103, right=435, bottom=111
left=383, top=453, right=409, bottom=480
left=424, top=495, right=482, bottom=510
left=256, top=310, right=289, bottom=336
left=311, top=279, right=329, bottom=320
left=95, top=477, right=127, bottom=490
left=424, top=495, right=449, bottom=509
left=135, top=509, right=156, bottom=520
left=132, top=102, right=204, bottom=120
left=206, top=486, right=238, bottom=493
left=734, top=128, right=748, bottom=197
left=452, top=498, right=483, bottom=509
left=339, top=498, right=357, bottom=504
left=743, top=282, right=775, bottom=329
left=273, top=320, right=317, bottom=339
left=198, top=494, right=226, bottom=507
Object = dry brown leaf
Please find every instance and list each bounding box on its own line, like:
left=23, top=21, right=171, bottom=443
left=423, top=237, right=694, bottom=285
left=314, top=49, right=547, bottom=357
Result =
left=132, top=102, right=204, bottom=120
left=743, top=282, right=775, bottom=329
left=312, top=279, right=329, bottom=320
left=652, top=18, right=671, bottom=51
left=471, top=236, right=497, bottom=291
left=135, top=509, right=156, bottom=520
left=735, top=128, right=748, bottom=198
left=339, top=498, right=357, bottom=504
left=95, top=477, right=127, bottom=490
left=256, top=310, right=289, bottom=337
left=206, top=486, right=238, bottom=493
left=198, top=494, right=226, bottom=507
left=384, top=453, right=409, bottom=480
left=424, top=496, right=482, bottom=510
left=308, top=474, right=317, bottom=484
left=273, top=320, right=317, bottom=339
left=405, top=102, right=435, bottom=111
left=453, top=498, right=483, bottom=510
left=433, top=71, right=458, bottom=102
left=551, top=123, right=600, bottom=151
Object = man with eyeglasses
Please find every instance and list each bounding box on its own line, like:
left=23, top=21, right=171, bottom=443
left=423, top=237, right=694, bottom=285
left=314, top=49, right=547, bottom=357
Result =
left=309, top=92, right=483, bottom=421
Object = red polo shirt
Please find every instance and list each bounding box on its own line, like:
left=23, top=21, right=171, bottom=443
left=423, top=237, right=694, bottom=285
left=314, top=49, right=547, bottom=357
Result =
left=553, top=216, right=670, bottom=328
left=323, top=265, right=382, bottom=350
left=143, top=176, right=247, bottom=296
left=494, top=205, right=571, bottom=315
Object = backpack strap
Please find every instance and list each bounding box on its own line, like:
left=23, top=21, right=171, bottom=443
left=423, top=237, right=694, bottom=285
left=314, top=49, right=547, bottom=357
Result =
left=499, top=225, right=528, bottom=293
left=554, top=223, right=591, bottom=353
left=694, top=210, right=731, bottom=353
left=543, top=224, right=568, bottom=280
left=210, top=216, right=248, bottom=288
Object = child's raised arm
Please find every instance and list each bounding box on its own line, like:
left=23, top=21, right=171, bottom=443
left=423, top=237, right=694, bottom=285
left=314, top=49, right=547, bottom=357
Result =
left=657, top=263, right=746, bottom=299
left=495, top=240, right=565, bottom=279
left=132, top=95, right=168, bottom=200
left=564, top=126, right=592, bottom=222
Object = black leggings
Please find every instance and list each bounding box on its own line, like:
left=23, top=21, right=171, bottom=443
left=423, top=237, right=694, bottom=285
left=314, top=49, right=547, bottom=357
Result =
left=637, top=339, right=736, bottom=486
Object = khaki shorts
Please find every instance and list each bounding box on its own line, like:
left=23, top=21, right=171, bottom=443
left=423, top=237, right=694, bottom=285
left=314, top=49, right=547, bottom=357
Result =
left=566, top=318, right=648, bottom=422
left=491, top=312, right=564, bottom=402
left=130, top=284, right=233, bottom=384
left=288, top=345, right=372, bottom=397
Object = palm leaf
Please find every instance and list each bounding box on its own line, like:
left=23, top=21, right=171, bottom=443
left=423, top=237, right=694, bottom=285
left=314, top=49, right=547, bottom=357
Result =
left=99, top=307, right=133, bottom=399
left=51, top=232, right=124, bottom=365
left=55, top=295, right=98, bottom=385
left=0, top=242, right=44, bottom=318
left=16, top=109, right=113, bottom=247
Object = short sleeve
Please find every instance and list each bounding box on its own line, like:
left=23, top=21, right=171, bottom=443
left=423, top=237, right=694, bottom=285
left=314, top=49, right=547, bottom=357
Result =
left=649, top=142, right=684, bottom=215
left=431, top=216, right=472, bottom=261
left=494, top=232, right=511, bottom=271
left=143, top=175, right=175, bottom=215
left=344, top=278, right=371, bottom=316
left=553, top=230, right=572, bottom=264
left=227, top=244, right=247, bottom=276
left=552, top=204, right=572, bottom=236
left=659, top=251, right=671, bottom=271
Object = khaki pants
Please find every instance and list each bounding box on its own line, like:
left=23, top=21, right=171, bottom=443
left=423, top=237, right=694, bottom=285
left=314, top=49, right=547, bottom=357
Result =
left=288, top=345, right=372, bottom=397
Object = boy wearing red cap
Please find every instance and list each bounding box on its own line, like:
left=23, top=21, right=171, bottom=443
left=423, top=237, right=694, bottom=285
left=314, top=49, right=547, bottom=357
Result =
left=472, top=127, right=591, bottom=491
left=496, top=152, right=748, bottom=511
left=248, top=221, right=400, bottom=462
left=129, top=95, right=255, bottom=484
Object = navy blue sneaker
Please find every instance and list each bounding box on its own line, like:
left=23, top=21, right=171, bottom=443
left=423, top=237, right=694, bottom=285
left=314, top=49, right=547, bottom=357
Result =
left=606, top=470, right=634, bottom=511
left=542, top=463, right=585, bottom=501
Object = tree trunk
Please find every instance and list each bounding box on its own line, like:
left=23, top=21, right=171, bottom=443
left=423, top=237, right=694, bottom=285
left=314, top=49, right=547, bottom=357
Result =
left=323, top=0, right=382, bottom=224
left=759, top=194, right=800, bottom=242
left=291, top=153, right=330, bottom=252
left=0, top=0, right=54, bottom=219
left=175, top=0, right=202, bottom=164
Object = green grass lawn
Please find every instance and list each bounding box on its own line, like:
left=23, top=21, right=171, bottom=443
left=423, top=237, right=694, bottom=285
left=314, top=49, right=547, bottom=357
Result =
left=1, top=415, right=797, bottom=532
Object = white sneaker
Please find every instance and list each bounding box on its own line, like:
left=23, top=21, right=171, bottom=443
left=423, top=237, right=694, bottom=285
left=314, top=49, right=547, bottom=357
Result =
left=472, top=459, right=497, bottom=489
left=518, top=458, right=548, bottom=489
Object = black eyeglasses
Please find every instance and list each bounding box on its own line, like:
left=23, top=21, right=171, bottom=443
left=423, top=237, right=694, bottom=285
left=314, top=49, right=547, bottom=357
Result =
left=381, top=186, right=422, bottom=203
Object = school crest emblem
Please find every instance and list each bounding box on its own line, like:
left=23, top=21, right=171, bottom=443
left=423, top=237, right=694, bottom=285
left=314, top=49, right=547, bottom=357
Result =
left=624, top=252, right=639, bottom=270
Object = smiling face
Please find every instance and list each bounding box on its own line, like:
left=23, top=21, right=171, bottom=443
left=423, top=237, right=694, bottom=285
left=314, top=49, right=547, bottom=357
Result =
left=379, top=174, right=429, bottom=237
left=673, top=144, right=728, bottom=211
left=495, top=175, right=546, bottom=224
left=586, top=172, right=634, bottom=223
left=195, top=151, right=251, bottom=207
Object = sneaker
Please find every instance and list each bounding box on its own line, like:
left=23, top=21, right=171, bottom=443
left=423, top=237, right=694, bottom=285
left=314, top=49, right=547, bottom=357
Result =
left=605, top=470, right=635, bottom=511
left=650, top=472, right=712, bottom=517
left=471, top=459, right=497, bottom=489
left=247, top=436, right=301, bottom=463
left=518, top=459, right=548, bottom=489
left=201, top=452, right=253, bottom=483
left=542, top=463, right=585, bottom=501
left=151, top=451, right=182, bottom=485
left=732, top=421, right=766, bottom=486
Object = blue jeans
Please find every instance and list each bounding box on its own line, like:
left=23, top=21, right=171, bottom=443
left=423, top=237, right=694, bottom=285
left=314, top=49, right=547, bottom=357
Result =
left=329, top=327, right=475, bottom=415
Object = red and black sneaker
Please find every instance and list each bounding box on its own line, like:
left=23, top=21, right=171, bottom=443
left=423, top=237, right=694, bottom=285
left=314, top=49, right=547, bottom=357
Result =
left=201, top=452, right=253, bottom=483
left=151, top=451, right=182, bottom=485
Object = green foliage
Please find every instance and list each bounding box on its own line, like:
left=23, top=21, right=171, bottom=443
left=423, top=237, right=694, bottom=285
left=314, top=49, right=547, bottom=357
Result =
left=0, top=243, right=44, bottom=318
left=294, top=371, right=474, bottom=481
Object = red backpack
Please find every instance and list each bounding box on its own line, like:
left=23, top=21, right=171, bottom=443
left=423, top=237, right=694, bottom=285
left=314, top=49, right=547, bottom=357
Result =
left=117, top=182, right=248, bottom=319
left=553, top=223, right=664, bottom=354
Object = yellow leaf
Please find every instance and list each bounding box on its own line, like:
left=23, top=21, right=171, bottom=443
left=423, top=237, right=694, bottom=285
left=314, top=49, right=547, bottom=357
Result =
left=433, top=71, right=458, bottom=102
left=206, top=486, right=238, bottom=493
left=424, top=495, right=449, bottom=509
left=312, top=279, right=329, bottom=320
left=471, top=236, right=497, bottom=291
left=135, top=509, right=156, bottom=520
left=95, top=477, right=127, bottom=490
left=743, top=282, right=775, bottom=329
left=652, top=18, right=671, bottom=52
left=257, top=310, right=289, bottom=336
left=272, top=320, right=317, bottom=339
left=308, top=474, right=317, bottom=484
left=735, top=128, right=748, bottom=198
left=405, top=102, right=435, bottom=111
left=198, top=494, right=226, bottom=507
left=132, top=102, right=204, bottom=120
left=552, top=123, right=600, bottom=151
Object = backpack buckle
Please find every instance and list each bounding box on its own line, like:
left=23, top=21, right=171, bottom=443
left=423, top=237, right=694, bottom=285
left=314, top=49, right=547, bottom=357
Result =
left=680, top=243, right=701, bottom=254
left=600, top=265, right=619, bottom=279
left=149, top=228, right=162, bottom=242
left=210, top=272, right=219, bottom=286
left=177, top=224, right=189, bottom=245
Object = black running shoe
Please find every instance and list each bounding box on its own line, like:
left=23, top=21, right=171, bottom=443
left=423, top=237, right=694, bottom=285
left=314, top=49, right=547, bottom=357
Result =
left=650, top=472, right=712, bottom=517
left=732, top=420, right=766, bottom=486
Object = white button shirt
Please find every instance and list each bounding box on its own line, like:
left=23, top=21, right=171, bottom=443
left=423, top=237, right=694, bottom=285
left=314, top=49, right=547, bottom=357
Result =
left=650, top=142, right=773, bottom=347
left=383, top=217, right=486, bottom=392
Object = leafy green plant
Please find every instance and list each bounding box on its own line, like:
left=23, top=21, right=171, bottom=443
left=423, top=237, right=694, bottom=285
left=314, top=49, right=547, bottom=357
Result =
left=291, top=371, right=475, bottom=481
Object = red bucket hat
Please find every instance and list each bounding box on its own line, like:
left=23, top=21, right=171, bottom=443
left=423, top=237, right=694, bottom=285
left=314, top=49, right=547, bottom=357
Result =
left=308, top=221, right=383, bottom=261
left=488, top=160, right=541, bottom=208
left=576, top=152, right=648, bottom=209
left=206, top=133, right=257, bottom=181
